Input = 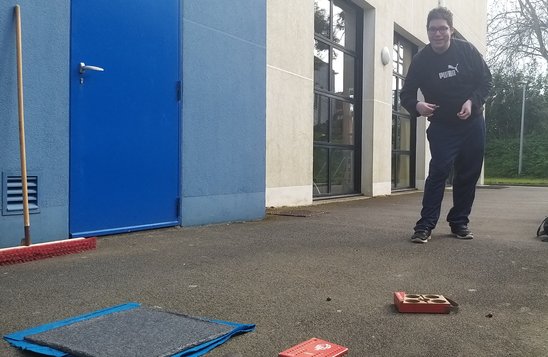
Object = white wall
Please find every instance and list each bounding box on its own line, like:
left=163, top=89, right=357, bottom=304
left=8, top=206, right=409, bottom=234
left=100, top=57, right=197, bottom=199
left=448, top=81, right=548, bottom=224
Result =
left=266, top=0, right=314, bottom=207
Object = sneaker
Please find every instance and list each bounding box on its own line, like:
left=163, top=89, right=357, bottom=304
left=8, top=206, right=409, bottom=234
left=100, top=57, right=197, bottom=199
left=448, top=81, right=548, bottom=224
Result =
left=411, top=230, right=431, bottom=243
left=451, top=225, right=474, bottom=239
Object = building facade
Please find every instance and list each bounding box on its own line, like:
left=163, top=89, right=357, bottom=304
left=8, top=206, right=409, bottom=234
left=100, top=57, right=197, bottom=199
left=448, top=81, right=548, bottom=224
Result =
left=266, top=0, right=488, bottom=206
left=0, top=0, right=487, bottom=248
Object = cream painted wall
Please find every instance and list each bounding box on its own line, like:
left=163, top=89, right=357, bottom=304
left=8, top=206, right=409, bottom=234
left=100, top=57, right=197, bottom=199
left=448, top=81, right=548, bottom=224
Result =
left=266, top=0, right=314, bottom=207
left=360, top=3, right=395, bottom=196
left=266, top=0, right=487, bottom=206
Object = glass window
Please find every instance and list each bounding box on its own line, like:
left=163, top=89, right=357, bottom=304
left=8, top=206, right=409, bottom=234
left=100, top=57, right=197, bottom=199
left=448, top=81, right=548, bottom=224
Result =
left=332, top=1, right=356, bottom=51
left=314, top=94, right=329, bottom=142
left=399, top=118, right=411, bottom=151
left=392, top=76, right=397, bottom=109
left=314, top=40, right=330, bottom=90
left=391, top=33, right=417, bottom=190
left=314, top=0, right=361, bottom=197
left=313, top=147, right=329, bottom=195
left=331, top=99, right=354, bottom=145
left=391, top=153, right=397, bottom=185
left=392, top=77, right=406, bottom=114
left=392, top=43, right=399, bottom=72
left=392, top=114, right=399, bottom=150
left=396, top=155, right=411, bottom=188
left=332, top=49, right=354, bottom=97
left=393, top=43, right=404, bottom=75
left=393, top=40, right=413, bottom=77
left=314, top=0, right=331, bottom=38
left=392, top=115, right=397, bottom=150
left=329, top=149, right=354, bottom=195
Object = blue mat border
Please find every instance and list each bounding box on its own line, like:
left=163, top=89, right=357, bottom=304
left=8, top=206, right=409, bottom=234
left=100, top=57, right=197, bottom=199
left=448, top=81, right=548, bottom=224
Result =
left=3, top=302, right=255, bottom=357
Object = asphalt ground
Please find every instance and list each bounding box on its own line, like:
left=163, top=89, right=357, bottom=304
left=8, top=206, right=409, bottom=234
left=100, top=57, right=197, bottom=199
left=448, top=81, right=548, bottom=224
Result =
left=1, top=185, right=548, bottom=356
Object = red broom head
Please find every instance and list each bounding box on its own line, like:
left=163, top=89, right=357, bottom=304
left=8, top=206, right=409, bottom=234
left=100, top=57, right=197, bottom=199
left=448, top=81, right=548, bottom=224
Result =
left=0, top=238, right=97, bottom=266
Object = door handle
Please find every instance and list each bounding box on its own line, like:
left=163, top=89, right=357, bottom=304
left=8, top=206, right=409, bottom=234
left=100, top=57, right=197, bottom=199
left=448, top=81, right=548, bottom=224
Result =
left=79, top=62, right=104, bottom=74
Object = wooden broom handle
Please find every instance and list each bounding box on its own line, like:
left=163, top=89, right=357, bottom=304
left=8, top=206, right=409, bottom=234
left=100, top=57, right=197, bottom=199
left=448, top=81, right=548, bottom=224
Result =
left=15, top=5, right=31, bottom=246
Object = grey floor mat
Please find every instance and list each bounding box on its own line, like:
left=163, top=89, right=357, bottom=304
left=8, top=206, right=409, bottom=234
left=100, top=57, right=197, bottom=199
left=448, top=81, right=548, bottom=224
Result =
left=24, top=307, right=234, bottom=357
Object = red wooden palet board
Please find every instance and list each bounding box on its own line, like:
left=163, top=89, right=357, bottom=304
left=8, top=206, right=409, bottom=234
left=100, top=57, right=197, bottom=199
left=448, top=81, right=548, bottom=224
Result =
left=279, top=338, right=348, bottom=357
left=394, top=291, right=453, bottom=314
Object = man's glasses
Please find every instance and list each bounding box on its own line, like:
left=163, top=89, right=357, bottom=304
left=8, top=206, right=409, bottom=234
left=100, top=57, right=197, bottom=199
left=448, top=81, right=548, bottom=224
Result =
left=427, top=26, right=450, bottom=34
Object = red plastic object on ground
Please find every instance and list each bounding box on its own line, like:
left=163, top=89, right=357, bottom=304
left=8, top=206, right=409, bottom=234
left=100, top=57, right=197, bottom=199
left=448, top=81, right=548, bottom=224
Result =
left=0, top=238, right=97, bottom=266
left=279, top=338, right=348, bottom=357
left=394, top=291, right=454, bottom=314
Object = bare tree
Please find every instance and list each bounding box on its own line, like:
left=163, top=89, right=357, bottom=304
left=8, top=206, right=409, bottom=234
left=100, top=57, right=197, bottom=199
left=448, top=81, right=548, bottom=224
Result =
left=487, top=0, right=548, bottom=71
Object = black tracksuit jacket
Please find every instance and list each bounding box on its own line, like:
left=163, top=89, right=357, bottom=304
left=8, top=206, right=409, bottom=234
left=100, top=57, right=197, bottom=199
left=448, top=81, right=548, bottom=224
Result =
left=400, top=38, right=492, bottom=124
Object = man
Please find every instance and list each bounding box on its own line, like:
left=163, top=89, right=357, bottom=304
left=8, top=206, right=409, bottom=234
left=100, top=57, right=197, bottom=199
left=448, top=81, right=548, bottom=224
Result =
left=400, top=7, right=492, bottom=243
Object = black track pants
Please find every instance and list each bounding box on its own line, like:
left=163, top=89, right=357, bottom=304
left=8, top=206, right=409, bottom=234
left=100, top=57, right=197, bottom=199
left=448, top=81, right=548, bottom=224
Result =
left=415, top=116, right=485, bottom=232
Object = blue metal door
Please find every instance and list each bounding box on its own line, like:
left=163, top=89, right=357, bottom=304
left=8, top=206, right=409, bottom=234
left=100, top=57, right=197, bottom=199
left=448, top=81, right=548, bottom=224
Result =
left=70, top=0, right=180, bottom=237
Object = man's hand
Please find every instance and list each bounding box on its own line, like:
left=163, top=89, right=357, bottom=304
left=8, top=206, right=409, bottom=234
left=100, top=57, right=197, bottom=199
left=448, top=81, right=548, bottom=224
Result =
left=416, top=101, right=439, bottom=117
left=457, top=99, right=472, bottom=120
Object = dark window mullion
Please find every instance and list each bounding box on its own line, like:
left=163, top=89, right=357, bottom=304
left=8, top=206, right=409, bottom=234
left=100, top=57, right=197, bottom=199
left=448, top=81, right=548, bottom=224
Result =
left=313, top=142, right=355, bottom=150
left=316, top=34, right=357, bottom=56
left=314, top=34, right=358, bottom=57
left=314, top=33, right=330, bottom=43
left=329, top=0, right=334, bottom=41
left=314, top=88, right=354, bottom=102
left=328, top=96, right=332, bottom=143
left=330, top=43, right=333, bottom=95
left=332, top=43, right=357, bottom=56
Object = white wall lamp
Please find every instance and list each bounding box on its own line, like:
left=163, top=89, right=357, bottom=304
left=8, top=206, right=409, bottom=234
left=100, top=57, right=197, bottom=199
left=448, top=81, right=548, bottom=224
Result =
left=380, top=46, right=391, bottom=66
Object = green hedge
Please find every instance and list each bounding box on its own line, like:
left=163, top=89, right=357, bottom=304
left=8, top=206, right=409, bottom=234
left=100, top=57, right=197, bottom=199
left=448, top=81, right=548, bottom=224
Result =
left=485, top=134, right=548, bottom=178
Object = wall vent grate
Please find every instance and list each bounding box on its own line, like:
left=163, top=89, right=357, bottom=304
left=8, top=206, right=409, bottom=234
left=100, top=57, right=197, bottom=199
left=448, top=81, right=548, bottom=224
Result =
left=2, top=174, right=40, bottom=216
